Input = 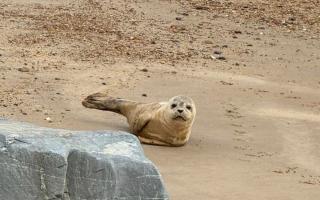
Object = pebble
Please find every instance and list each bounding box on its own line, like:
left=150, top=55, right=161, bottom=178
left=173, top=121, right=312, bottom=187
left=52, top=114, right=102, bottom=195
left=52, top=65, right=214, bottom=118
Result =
left=203, top=40, right=213, bottom=44
left=213, top=50, right=222, bottom=55
left=17, top=67, right=30, bottom=72
left=140, top=68, right=148, bottom=72
left=220, top=81, right=233, bottom=85
left=211, top=55, right=226, bottom=60
left=20, top=110, right=27, bottom=115
left=45, top=117, right=53, bottom=123
left=142, top=93, right=147, bottom=97
left=195, top=6, right=209, bottom=10
left=176, top=17, right=182, bottom=21
left=216, top=55, right=226, bottom=60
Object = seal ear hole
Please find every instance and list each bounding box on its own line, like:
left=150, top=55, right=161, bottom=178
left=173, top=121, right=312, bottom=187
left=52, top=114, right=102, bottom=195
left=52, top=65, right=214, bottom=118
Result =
left=186, top=105, right=192, bottom=111
left=171, top=104, right=177, bottom=109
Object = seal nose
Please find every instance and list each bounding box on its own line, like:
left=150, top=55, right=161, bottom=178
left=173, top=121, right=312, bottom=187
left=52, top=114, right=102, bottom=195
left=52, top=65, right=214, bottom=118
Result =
left=177, top=109, right=183, bottom=113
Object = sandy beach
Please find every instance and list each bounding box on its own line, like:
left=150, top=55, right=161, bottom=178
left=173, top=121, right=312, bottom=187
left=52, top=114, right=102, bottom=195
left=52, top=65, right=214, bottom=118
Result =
left=1, top=0, right=320, bottom=199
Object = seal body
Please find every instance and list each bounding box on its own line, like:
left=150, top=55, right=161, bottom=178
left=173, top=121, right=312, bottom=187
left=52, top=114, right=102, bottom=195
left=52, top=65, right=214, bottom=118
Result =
left=82, top=93, right=196, bottom=146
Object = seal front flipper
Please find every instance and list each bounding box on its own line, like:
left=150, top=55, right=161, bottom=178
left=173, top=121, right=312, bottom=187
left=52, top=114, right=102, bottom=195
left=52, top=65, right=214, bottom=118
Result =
left=131, top=112, right=152, bottom=134
left=138, top=136, right=171, bottom=146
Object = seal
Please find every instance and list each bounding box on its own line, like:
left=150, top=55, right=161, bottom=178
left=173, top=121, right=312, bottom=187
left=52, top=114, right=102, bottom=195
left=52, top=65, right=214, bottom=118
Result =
left=82, top=93, right=196, bottom=146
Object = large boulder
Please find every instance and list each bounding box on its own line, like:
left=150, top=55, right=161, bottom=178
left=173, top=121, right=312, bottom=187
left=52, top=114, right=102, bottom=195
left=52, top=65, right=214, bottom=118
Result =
left=0, top=119, right=169, bottom=200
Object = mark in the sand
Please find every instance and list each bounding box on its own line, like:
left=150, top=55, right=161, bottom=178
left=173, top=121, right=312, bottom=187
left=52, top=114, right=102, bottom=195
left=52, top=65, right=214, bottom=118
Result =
left=254, top=107, right=320, bottom=122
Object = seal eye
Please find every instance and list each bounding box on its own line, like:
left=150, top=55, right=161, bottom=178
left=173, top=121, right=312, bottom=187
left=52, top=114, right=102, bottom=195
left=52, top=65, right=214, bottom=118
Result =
left=186, top=105, right=192, bottom=111
left=171, top=104, right=177, bottom=109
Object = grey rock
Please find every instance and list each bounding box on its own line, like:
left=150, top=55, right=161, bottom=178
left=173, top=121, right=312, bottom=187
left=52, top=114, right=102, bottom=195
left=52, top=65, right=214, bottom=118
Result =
left=0, top=119, right=168, bottom=200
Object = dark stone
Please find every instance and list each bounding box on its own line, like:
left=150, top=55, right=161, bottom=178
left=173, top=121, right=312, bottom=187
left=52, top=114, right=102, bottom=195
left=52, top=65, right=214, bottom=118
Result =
left=17, top=67, right=30, bottom=72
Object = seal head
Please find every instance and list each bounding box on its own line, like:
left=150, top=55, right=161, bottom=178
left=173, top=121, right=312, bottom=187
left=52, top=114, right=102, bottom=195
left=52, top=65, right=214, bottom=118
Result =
left=165, top=95, right=196, bottom=124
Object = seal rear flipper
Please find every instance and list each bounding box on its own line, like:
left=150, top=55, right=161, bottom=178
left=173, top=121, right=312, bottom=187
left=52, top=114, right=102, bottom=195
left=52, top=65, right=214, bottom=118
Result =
left=82, top=92, right=133, bottom=115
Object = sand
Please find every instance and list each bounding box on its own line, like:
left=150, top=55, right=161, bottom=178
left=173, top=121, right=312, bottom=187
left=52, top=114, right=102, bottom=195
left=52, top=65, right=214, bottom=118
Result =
left=1, top=0, right=320, bottom=199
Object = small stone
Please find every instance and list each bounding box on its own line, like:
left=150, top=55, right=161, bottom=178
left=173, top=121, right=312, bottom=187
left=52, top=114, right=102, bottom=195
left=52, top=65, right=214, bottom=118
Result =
left=234, top=30, right=242, bottom=34
left=203, top=40, right=213, bottom=45
left=102, top=82, right=106, bottom=85
left=175, top=17, right=182, bottom=21
left=140, top=68, right=148, bottom=72
left=213, top=50, right=222, bottom=55
left=54, top=77, right=61, bottom=80
left=17, top=67, right=30, bottom=72
left=195, top=6, right=209, bottom=10
left=211, top=55, right=226, bottom=60
left=142, top=94, right=147, bottom=97
left=288, top=16, right=296, bottom=21
left=220, top=81, right=233, bottom=85
left=45, top=117, right=53, bottom=123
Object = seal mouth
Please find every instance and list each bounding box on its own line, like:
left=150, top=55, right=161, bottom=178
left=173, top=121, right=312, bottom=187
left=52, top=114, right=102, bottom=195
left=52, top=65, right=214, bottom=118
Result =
left=173, top=116, right=186, bottom=121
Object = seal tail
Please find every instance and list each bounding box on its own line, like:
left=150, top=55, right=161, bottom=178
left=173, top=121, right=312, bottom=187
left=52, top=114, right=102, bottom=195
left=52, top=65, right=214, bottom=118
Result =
left=82, top=93, right=136, bottom=115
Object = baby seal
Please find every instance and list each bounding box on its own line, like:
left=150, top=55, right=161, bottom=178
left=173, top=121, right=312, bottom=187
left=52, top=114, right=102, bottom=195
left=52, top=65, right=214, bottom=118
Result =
left=82, top=93, right=196, bottom=146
